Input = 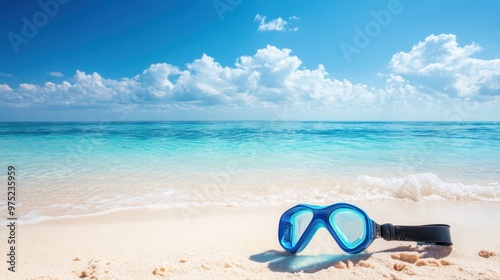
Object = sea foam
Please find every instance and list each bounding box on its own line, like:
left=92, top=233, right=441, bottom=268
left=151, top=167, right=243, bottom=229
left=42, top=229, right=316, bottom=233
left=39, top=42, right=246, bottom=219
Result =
left=14, top=172, right=499, bottom=225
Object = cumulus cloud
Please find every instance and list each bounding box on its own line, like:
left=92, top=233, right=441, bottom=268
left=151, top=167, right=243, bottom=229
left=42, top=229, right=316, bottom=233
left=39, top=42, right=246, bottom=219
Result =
left=254, top=14, right=298, bottom=32
left=390, top=34, right=500, bottom=98
left=0, top=45, right=380, bottom=110
left=0, top=84, right=12, bottom=92
left=1, top=35, right=499, bottom=115
left=49, top=71, right=64, bottom=77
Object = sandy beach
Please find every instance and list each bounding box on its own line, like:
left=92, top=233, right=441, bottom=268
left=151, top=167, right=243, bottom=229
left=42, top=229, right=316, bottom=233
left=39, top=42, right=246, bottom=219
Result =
left=1, top=201, right=498, bottom=280
left=2, top=0, right=500, bottom=278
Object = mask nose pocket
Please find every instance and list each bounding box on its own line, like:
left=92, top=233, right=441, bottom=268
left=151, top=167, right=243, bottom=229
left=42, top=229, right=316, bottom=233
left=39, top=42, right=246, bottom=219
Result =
left=329, top=208, right=367, bottom=250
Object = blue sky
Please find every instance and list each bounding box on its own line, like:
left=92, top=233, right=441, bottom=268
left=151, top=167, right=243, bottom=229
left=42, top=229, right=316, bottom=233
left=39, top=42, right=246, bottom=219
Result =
left=1, top=0, right=500, bottom=121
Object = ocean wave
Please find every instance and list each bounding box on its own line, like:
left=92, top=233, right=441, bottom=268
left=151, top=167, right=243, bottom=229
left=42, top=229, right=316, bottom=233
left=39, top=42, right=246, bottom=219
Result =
left=354, top=173, right=499, bottom=202
left=12, top=172, right=499, bottom=225
left=223, top=173, right=500, bottom=206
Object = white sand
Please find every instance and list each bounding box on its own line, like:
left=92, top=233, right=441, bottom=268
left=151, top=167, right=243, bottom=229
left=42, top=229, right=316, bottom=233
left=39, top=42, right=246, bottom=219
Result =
left=1, top=201, right=499, bottom=279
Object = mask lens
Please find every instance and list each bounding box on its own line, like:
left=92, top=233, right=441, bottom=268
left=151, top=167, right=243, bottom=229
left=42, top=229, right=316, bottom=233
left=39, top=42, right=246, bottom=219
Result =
left=286, top=209, right=313, bottom=248
left=329, top=208, right=367, bottom=249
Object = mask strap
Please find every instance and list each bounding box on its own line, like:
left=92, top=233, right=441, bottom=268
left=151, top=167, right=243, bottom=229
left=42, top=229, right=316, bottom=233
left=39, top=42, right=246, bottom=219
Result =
left=375, top=222, right=452, bottom=246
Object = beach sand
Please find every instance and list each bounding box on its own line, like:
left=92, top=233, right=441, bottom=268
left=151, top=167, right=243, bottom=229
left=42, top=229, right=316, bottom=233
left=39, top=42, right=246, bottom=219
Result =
left=1, top=201, right=499, bottom=279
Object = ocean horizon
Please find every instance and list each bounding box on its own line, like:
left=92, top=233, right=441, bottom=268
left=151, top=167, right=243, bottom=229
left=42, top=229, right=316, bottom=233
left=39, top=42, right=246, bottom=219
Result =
left=1, top=121, right=499, bottom=224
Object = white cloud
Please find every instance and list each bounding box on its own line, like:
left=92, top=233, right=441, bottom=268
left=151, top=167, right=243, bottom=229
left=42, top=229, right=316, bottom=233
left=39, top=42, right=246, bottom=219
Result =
left=134, top=63, right=182, bottom=100
left=254, top=14, right=298, bottom=32
left=0, top=84, right=13, bottom=92
left=49, top=71, right=64, bottom=77
left=1, top=35, right=499, bottom=120
left=390, top=34, right=500, bottom=98
left=0, top=72, right=13, bottom=78
left=0, top=45, right=381, bottom=110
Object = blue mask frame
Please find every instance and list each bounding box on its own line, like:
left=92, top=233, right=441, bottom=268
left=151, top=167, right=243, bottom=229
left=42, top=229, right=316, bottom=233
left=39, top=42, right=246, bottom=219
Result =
left=278, top=202, right=452, bottom=254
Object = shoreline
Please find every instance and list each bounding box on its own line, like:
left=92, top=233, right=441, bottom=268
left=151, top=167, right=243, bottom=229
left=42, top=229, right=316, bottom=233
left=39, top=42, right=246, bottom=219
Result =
left=1, top=201, right=499, bottom=279
left=9, top=170, right=500, bottom=225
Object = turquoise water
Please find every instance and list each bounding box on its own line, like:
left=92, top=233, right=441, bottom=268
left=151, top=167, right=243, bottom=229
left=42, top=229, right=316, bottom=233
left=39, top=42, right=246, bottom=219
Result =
left=1, top=122, right=499, bottom=222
